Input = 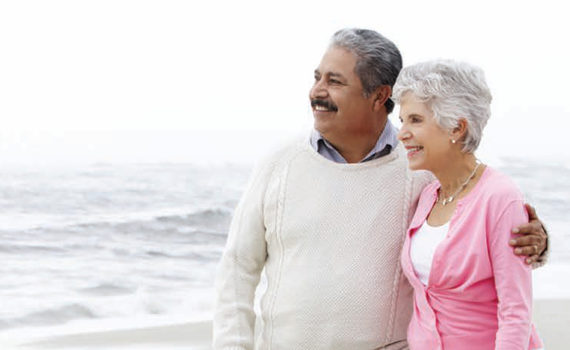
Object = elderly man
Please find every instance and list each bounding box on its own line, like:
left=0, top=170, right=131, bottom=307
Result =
left=213, top=28, right=546, bottom=350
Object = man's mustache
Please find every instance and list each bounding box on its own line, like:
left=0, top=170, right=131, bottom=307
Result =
left=311, top=99, right=338, bottom=112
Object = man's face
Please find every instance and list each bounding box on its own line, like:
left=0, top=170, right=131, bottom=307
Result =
left=309, top=46, right=377, bottom=144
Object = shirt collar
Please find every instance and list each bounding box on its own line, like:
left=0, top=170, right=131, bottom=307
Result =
left=310, top=120, right=399, bottom=163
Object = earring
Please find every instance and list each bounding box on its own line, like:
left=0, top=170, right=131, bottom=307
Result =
left=451, top=139, right=456, bottom=144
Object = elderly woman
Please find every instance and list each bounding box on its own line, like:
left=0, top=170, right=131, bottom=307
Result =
left=394, top=60, right=543, bottom=349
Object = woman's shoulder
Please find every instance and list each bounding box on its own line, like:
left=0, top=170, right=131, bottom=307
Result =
left=474, top=166, right=525, bottom=206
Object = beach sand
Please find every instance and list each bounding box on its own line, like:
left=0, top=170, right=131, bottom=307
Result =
left=533, top=299, right=569, bottom=349
left=3, top=321, right=212, bottom=350
left=3, top=299, right=568, bottom=349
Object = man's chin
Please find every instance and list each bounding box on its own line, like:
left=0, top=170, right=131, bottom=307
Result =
left=314, top=122, right=338, bottom=141
left=314, top=111, right=337, bottom=126
left=313, top=119, right=329, bottom=134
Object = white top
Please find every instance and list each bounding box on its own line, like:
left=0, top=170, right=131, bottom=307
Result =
left=410, top=221, right=449, bottom=285
left=213, top=139, right=433, bottom=350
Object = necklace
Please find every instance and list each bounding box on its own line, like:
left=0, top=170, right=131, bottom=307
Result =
left=438, top=160, right=482, bottom=206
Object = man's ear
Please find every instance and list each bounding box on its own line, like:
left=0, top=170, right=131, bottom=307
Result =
left=372, top=86, right=391, bottom=111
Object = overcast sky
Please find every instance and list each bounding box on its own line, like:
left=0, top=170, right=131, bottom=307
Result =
left=1, top=0, right=568, bottom=165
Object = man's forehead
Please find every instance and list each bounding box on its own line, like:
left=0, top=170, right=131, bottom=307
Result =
left=314, top=47, right=357, bottom=76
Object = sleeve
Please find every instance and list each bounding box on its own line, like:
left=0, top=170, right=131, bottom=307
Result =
left=489, top=199, right=533, bottom=350
left=212, top=160, right=273, bottom=350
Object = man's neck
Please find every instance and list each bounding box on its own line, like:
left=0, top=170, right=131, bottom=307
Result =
left=333, top=139, right=379, bottom=163
left=323, top=123, right=387, bottom=164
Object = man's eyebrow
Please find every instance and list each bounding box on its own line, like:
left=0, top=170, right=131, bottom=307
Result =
left=313, top=70, right=346, bottom=80
left=329, top=72, right=346, bottom=80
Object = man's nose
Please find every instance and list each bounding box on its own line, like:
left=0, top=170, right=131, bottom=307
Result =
left=310, top=80, right=327, bottom=99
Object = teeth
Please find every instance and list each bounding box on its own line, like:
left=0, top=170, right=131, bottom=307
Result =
left=315, top=105, right=329, bottom=111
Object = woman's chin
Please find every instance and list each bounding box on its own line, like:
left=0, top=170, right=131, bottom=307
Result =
left=407, top=158, right=427, bottom=171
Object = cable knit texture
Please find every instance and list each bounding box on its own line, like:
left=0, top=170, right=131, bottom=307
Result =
left=213, top=140, right=432, bottom=350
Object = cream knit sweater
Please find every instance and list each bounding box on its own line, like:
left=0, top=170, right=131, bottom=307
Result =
left=214, top=140, right=431, bottom=350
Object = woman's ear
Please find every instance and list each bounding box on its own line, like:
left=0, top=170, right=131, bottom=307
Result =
left=451, top=118, right=468, bottom=142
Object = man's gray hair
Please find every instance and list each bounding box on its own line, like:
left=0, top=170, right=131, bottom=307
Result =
left=393, top=60, right=492, bottom=153
left=331, top=28, right=402, bottom=114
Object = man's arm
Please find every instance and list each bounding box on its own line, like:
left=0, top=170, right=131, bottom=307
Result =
left=509, top=204, right=548, bottom=266
left=213, top=161, right=272, bottom=350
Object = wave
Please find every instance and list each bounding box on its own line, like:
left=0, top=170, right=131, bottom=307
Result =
left=77, top=283, right=134, bottom=297
left=0, top=304, right=96, bottom=330
left=3, top=207, right=234, bottom=236
left=72, top=208, right=234, bottom=240
left=80, top=207, right=232, bottom=233
left=155, top=208, right=233, bottom=233
left=143, top=248, right=221, bottom=261
left=0, top=244, right=67, bottom=255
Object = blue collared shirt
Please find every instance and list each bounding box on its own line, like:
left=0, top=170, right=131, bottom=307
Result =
left=310, top=120, right=399, bottom=163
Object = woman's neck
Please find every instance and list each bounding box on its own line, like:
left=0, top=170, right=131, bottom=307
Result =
left=432, top=153, right=480, bottom=199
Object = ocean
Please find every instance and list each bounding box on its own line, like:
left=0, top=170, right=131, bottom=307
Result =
left=0, top=159, right=568, bottom=338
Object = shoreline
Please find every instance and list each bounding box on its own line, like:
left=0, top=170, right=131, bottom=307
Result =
left=2, top=320, right=212, bottom=350
left=1, top=298, right=566, bottom=350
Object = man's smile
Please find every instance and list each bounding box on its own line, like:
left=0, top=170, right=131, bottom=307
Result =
left=311, top=99, right=338, bottom=112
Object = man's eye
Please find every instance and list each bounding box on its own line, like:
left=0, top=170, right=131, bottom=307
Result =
left=330, top=79, right=341, bottom=84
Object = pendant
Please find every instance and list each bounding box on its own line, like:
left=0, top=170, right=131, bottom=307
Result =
left=442, top=196, right=454, bottom=205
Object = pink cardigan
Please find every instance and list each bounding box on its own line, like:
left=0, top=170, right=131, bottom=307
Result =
left=400, top=167, right=543, bottom=349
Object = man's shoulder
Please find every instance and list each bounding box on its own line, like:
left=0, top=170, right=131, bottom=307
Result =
left=262, top=136, right=308, bottom=161
left=250, top=136, right=309, bottom=174
left=409, top=169, right=436, bottom=200
left=412, top=170, right=436, bottom=187
left=405, top=166, right=433, bottom=185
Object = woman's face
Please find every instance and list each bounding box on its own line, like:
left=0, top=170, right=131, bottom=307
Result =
left=397, top=93, right=453, bottom=172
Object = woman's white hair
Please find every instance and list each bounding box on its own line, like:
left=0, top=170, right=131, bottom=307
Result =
left=393, top=60, right=492, bottom=153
